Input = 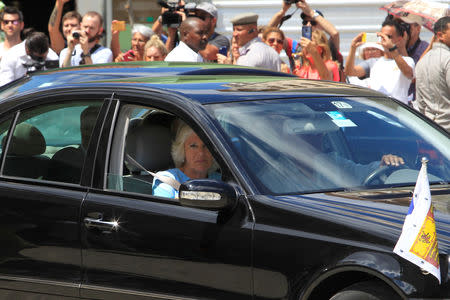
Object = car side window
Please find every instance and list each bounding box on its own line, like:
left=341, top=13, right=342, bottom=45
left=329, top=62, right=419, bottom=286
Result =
left=2, top=101, right=102, bottom=184
left=107, top=104, right=222, bottom=198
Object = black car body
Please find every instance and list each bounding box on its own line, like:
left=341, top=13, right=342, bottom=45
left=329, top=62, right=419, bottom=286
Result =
left=0, top=62, right=449, bottom=300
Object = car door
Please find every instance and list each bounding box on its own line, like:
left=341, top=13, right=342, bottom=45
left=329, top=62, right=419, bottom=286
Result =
left=0, top=96, right=105, bottom=299
left=80, top=96, right=254, bottom=300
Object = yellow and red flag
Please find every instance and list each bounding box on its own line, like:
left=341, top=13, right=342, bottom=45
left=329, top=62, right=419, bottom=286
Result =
left=393, top=159, right=440, bottom=283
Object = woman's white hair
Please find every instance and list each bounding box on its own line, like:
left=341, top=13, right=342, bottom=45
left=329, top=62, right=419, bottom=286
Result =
left=171, top=120, right=219, bottom=173
left=171, top=121, right=194, bottom=168
left=132, top=24, right=154, bottom=39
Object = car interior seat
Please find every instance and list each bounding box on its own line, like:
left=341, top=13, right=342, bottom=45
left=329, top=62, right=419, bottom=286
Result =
left=123, top=111, right=175, bottom=193
left=2, top=123, right=50, bottom=179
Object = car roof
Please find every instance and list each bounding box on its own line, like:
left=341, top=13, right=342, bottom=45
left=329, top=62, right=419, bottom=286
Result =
left=0, top=62, right=387, bottom=104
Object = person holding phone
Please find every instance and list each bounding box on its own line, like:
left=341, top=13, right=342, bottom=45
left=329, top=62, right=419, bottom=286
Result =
left=293, top=29, right=340, bottom=81
left=230, top=12, right=281, bottom=71
left=59, top=11, right=112, bottom=67
left=111, top=23, right=154, bottom=62
left=217, top=36, right=240, bottom=65
left=344, top=18, right=414, bottom=105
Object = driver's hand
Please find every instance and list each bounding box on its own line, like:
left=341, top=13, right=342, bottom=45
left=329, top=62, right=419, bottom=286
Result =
left=380, top=154, right=404, bottom=167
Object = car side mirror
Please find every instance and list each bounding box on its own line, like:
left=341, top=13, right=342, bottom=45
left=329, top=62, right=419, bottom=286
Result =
left=179, top=179, right=238, bottom=211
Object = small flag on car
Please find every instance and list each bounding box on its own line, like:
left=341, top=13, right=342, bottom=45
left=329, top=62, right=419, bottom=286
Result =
left=393, top=157, right=440, bottom=283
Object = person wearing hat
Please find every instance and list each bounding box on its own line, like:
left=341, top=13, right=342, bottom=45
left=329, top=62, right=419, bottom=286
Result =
left=164, top=17, right=208, bottom=62
left=347, top=42, right=384, bottom=87
left=192, top=2, right=230, bottom=62
left=398, top=14, right=429, bottom=64
left=230, top=12, right=281, bottom=71
left=345, top=18, right=415, bottom=105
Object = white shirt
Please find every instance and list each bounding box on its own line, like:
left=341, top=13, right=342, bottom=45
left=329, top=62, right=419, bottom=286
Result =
left=0, top=40, right=59, bottom=86
left=59, top=44, right=113, bottom=67
left=236, top=37, right=281, bottom=72
left=0, top=42, right=6, bottom=64
left=368, top=56, right=415, bottom=104
left=164, top=41, right=203, bottom=62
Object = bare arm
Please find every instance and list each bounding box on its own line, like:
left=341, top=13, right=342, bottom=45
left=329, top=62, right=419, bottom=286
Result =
left=379, top=32, right=414, bottom=79
left=296, top=0, right=340, bottom=50
left=199, top=44, right=219, bottom=61
left=268, top=2, right=292, bottom=27
left=344, top=33, right=367, bottom=78
left=48, top=0, right=70, bottom=55
left=301, top=37, right=331, bottom=80
left=110, top=20, right=122, bottom=60
left=62, top=34, right=77, bottom=68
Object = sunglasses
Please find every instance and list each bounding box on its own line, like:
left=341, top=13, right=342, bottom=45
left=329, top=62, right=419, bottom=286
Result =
left=302, top=20, right=317, bottom=26
left=2, top=19, right=20, bottom=25
left=268, top=38, right=283, bottom=44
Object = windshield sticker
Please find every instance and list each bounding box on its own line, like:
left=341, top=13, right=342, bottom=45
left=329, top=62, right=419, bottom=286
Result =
left=331, top=101, right=352, bottom=109
left=326, top=111, right=357, bottom=127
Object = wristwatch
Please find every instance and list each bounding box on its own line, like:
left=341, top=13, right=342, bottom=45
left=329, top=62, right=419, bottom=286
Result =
left=81, top=52, right=91, bottom=58
left=388, top=45, right=398, bottom=52
left=312, top=10, right=320, bottom=19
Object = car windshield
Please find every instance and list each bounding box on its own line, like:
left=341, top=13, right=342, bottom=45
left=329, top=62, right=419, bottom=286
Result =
left=208, top=97, right=450, bottom=195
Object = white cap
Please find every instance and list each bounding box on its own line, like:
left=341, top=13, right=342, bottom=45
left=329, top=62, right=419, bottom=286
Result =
left=358, top=42, right=384, bottom=59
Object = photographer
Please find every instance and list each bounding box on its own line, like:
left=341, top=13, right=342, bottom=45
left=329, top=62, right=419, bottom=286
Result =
left=152, top=0, right=186, bottom=52
left=0, top=31, right=59, bottom=86
left=60, top=11, right=112, bottom=67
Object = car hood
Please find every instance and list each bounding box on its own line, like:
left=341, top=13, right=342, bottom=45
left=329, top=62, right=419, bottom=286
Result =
left=259, top=186, right=450, bottom=254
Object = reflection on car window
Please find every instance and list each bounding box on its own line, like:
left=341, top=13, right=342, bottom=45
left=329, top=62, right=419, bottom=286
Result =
left=209, top=98, right=450, bottom=195
left=2, top=102, right=102, bottom=183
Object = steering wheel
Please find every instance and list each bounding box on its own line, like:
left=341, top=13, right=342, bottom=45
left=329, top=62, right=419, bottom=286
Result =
left=363, top=164, right=408, bottom=186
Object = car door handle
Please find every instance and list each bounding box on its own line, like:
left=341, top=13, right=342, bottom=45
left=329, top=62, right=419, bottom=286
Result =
left=84, top=215, right=119, bottom=232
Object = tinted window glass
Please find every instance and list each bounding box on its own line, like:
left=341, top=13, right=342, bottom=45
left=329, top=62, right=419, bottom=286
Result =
left=2, top=102, right=102, bottom=183
left=209, top=98, right=450, bottom=194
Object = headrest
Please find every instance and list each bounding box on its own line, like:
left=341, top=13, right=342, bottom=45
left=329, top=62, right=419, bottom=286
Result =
left=126, top=113, right=174, bottom=172
left=2, top=123, right=46, bottom=156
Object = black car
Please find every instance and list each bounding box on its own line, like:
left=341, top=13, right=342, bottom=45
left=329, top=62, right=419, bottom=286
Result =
left=0, top=62, right=449, bottom=300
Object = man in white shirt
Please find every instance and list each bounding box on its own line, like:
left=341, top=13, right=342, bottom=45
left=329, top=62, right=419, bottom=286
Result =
left=230, top=12, right=281, bottom=72
left=345, top=18, right=414, bottom=105
left=0, top=6, right=24, bottom=64
left=0, top=31, right=59, bottom=86
left=60, top=11, right=112, bottom=67
left=165, top=17, right=208, bottom=62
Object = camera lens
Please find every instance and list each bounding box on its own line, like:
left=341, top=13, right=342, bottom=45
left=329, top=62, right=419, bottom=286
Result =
left=72, top=32, right=80, bottom=39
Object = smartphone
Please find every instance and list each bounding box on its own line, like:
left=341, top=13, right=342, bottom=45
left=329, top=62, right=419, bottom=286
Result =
left=218, top=46, right=228, bottom=56
left=112, top=21, right=126, bottom=32
left=122, top=50, right=135, bottom=61
left=362, top=32, right=379, bottom=43
left=302, top=25, right=312, bottom=40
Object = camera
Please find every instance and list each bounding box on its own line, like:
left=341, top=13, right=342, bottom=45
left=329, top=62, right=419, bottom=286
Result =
left=283, top=0, right=300, bottom=4
left=72, top=31, right=80, bottom=39
left=158, top=0, right=184, bottom=28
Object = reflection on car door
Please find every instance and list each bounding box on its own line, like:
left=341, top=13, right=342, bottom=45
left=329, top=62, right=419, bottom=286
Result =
left=0, top=99, right=104, bottom=298
left=80, top=100, right=254, bottom=299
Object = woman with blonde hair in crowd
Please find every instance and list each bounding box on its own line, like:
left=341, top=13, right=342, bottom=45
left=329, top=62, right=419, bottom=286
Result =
left=144, top=35, right=168, bottom=61
left=261, top=26, right=291, bottom=73
left=293, top=29, right=340, bottom=81
left=111, top=22, right=154, bottom=62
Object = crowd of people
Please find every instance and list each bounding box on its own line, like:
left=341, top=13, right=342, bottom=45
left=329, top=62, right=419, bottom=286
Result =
left=0, top=0, right=448, bottom=131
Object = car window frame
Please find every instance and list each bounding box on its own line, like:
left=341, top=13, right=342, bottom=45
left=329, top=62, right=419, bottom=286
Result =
left=0, top=93, right=110, bottom=188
